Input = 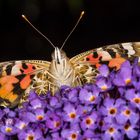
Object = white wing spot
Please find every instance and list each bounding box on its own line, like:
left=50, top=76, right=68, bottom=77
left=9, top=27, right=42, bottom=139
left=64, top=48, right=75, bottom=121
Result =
left=122, top=43, right=135, bottom=55
left=122, top=43, right=133, bottom=50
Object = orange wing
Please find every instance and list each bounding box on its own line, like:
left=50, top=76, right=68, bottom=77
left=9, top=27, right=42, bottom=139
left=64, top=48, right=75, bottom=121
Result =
left=0, top=60, right=50, bottom=108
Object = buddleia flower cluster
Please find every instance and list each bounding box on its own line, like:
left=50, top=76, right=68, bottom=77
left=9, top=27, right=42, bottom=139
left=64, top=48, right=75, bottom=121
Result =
left=0, top=59, right=140, bottom=140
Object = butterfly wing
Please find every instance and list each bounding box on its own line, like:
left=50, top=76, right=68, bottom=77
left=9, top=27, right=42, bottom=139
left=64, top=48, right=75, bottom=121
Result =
left=70, top=42, right=140, bottom=84
left=0, top=60, right=50, bottom=107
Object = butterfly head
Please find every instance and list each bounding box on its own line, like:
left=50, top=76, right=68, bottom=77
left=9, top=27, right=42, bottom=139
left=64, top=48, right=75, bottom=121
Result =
left=52, top=47, right=67, bottom=64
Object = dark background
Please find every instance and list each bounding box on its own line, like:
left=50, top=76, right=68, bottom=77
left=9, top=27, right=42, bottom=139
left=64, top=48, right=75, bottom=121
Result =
left=0, top=0, right=140, bottom=62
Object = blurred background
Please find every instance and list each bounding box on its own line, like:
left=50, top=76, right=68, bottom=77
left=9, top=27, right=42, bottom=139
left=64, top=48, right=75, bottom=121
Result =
left=0, top=0, right=140, bottom=61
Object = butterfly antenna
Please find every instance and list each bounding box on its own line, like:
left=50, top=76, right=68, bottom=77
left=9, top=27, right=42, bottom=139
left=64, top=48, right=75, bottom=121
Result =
left=60, top=11, right=85, bottom=50
left=22, top=15, right=56, bottom=49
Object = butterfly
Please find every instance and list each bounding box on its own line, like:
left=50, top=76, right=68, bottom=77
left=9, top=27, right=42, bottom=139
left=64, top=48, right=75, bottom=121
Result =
left=0, top=11, right=140, bottom=108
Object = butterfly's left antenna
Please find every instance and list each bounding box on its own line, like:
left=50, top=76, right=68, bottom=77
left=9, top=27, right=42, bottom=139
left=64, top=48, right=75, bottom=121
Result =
left=22, top=15, right=56, bottom=49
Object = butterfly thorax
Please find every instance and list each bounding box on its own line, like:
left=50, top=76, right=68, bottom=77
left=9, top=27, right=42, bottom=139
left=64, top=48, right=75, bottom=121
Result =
left=49, top=48, right=75, bottom=87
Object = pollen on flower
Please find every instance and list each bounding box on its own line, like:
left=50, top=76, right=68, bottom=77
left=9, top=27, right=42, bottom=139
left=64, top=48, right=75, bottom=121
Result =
left=69, top=112, right=76, bottom=119
left=108, top=127, right=115, bottom=134
left=124, top=124, right=131, bottom=131
left=101, top=85, right=107, bottom=90
left=27, top=135, right=34, bottom=140
left=89, top=95, right=95, bottom=102
left=36, top=115, right=44, bottom=121
left=6, top=127, right=12, bottom=133
left=123, top=109, right=131, bottom=116
left=54, top=121, right=60, bottom=128
left=85, top=117, right=93, bottom=125
left=71, top=133, right=77, bottom=139
left=83, top=110, right=87, bottom=114
left=19, top=123, right=26, bottom=129
left=125, top=78, right=131, bottom=84
left=133, top=97, right=140, bottom=104
left=109, top=108, right=117, bottom=115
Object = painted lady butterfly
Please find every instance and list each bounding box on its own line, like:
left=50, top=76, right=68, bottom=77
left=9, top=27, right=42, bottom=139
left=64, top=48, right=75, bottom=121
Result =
left=0, top=11, right=140, bottom=108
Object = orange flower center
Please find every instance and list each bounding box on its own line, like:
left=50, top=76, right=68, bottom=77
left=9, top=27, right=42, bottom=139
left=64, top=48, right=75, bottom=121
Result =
left=85, top=118, right=93, bottom=125
left=55, top=121, right=60, bottom=127
left=90, top=96, right=95, bottom=102
left=69, top=113, right=76, bottom=119
left=71, top=133, right=77, bottom=139
left=108, top=127, right=115, bottom=134
left=124, top=124, right=130, bottom=131
left=6, top=127, right=12, bottom=133
left=125, top=78, right=131, bottom=84
left=123, top=109, right=131, bottom=116
left=101, top=85, right=107, bottom=90
left=109, top=108, right=117, bottom=115
left=133, top=98, right=140, bottom=104
left=27, top=135, right=34, bottom=140
left=37, top=115, right=44, bottom=121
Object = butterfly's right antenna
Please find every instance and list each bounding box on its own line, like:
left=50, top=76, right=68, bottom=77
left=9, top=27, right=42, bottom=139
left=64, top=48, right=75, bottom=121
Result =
left=60, top=11, right=85, bottom=50
left=22, top=15, right=56, bottom=49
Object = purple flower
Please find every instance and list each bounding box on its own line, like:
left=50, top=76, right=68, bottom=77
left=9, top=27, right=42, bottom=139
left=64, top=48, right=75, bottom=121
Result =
left=125, top=89, right=140, bottom=109
left=113, top=61, right=132, bottom=86
left=47, top=94, right=63, bottom=111
left=96, top=77, right=112, bottom=91
left=76, top=105, right=93, bottom=117
left=51, top=132, right=63, bottom=140
left=19, top=111, right=36, bottom=122
left=116, top=105, right=139, bottom=124
left=34, top=108, right=45, bottom=121
left=100, top=98, right=125, bottom=116
left=49, top=96, right=58, bottom=106
left=30, top=98, right=44, bottom=109
left=15, top=119, right=29, bottom=130
left=0, top=132, right=6, bottom=140
left=7, top=110, right=16, bottom=118
left=61, top=123, right=81, bottom=140
left=98, top=64, right=109, bottom=77
left=79, top=88, right=100, bottom=104
left=82, top=130, right=100, bottom=140
left=5, top=118, right=14, bottom=126
left=99, top=98, right=125, bottom=123
left=66, top=88, right=79, bottom=103
left=1, top=125, right=17, bottom=136
left=46, top=111, right=62, bottom=131
left=28, top=90, right=39, bottom=101
left=122, top=123, right=138, bottom=139
left=18, top=129, right=43, bottom=140
left=21, top=108, right=46, bottom=122
left=133, top=58, right=140, bottom=77
left=101, top=123, right=123, bottom=140
left=0, top=109, right=5, bottom=119
left=62, top=103, right=80, bottom=122
left=80, top=112, right=98, bottom=131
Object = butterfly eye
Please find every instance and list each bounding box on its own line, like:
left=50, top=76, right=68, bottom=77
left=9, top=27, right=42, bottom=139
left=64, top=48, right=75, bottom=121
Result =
left=60, top=50, right=66, bottom=59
